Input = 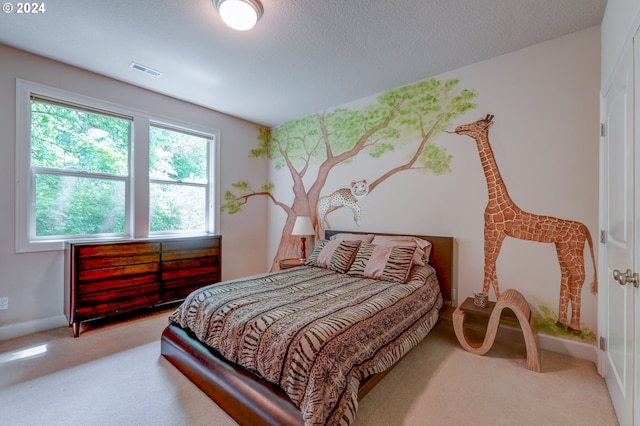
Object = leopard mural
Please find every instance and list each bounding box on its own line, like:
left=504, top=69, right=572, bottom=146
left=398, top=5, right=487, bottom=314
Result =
left=316, top=179, right=369, bottom=238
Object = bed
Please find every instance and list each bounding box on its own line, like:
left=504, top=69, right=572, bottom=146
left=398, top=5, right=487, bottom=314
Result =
left=161, top=230, right=454, bottom=426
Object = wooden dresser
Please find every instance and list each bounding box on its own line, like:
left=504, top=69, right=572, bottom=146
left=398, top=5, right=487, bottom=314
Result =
left=64, top=235, right=221, bottom=337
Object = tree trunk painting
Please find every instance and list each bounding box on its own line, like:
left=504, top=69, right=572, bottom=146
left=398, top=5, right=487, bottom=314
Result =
left=221, top=78, right=477, bottom=270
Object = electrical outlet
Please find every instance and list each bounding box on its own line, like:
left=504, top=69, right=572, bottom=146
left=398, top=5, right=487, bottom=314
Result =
left=0, top=297, right=8, bottom=310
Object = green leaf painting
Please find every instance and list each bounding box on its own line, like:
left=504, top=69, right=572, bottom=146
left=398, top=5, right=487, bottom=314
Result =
left=222, top=77, right=477, bottom=268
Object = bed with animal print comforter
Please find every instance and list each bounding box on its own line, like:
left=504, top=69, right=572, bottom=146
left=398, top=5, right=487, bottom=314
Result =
left=168, top=264, right=443, bottom=425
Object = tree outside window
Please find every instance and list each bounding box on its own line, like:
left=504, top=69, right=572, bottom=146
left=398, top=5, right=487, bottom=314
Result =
left=30, top=99, right=130, bottom=237
left=149, top=126, right=211, bottom=233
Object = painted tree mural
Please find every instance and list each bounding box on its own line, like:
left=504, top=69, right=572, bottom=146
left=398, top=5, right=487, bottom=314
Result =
left=222, top=78, right=476, bottom=269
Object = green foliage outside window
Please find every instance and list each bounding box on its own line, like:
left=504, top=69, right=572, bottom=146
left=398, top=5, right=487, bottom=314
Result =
left=149, top=126, right=210, bottom=232
left=31, top=100, right=130, bottom=237
left=31, top=102, right=129, bottom=173
left=149, top=127, right=208, bottom=183
left=35, top=175, right=126, bottom=236
left=30, top=100, right=212, bottom=238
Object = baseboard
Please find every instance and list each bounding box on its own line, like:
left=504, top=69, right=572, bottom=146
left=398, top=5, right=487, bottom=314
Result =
left=0, top=315, right=67, bottom=341
left=497, top=324, right=598, bottom=362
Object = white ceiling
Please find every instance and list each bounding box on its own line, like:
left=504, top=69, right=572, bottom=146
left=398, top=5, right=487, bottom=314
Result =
left=0, top=0, right=606, bottom=127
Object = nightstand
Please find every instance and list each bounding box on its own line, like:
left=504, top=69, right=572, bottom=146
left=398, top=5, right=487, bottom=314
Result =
left=452, top=289, right=541, bottom=372
left=279, top=258, right=306, bottom=270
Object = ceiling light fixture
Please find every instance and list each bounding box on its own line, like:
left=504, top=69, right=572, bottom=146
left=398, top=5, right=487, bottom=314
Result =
left=214, top=0, right=263, bottom=31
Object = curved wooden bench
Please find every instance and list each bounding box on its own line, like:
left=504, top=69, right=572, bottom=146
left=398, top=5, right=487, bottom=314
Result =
left=453, top=289, right=541, bottom=372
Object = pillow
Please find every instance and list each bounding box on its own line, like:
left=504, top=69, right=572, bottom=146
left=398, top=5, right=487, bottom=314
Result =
left=347, top=242, right=417, bottom=284
left=305, top=239, right=362, bottom=273
left=329, top=233, right=375, bottom=243
left=370, top=235, right=432, bottom=265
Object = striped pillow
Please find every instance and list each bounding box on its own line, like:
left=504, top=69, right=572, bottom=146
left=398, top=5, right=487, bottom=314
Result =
left=347, top=242, right=417, bottom=284
left=305, top=239, right=362, bottom=273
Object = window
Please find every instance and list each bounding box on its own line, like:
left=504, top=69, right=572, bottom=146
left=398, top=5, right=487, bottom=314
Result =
left=16, top=80, right=219, bottom=252
left=30, top=99, right=131, bottom=238
left=149, top=126, right=211, bottom=233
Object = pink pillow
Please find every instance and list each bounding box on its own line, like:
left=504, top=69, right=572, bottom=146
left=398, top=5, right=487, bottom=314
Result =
left=370, top=235, right=432, bottom=266
left=329, top=233, right=375, bottom=243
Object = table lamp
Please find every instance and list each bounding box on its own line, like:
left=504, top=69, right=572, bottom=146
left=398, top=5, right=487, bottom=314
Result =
left=291, top=216, right=315, bottom=259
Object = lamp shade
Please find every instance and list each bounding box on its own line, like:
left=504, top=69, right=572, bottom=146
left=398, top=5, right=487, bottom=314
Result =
left=291, top=216, right=315, bottom=236
left=214, top=0, right=263, bottom=31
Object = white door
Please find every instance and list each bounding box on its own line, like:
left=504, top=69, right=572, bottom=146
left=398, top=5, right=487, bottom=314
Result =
left=601, top=40, right=636, bottom=426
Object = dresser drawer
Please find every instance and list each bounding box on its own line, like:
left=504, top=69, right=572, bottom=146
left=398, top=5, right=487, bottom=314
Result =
left=77, top=263, right=160, bottom=287
left=76, top=282, right=160, bottom=317
left=76, top=242, right=160, bottom=270
left=161, top=255, right=220, bottom=283
left=161, top=238, right=220, bottom=261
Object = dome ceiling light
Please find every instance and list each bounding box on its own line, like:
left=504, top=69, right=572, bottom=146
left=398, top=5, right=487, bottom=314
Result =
left=214, top=0, right=263, bottom=31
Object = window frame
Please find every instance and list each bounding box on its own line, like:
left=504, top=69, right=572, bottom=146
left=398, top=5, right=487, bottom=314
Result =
left=16, top=79, right=220, bottom=252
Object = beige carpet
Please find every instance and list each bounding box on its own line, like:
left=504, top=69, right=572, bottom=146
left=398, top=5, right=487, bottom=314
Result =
left=0, top=310, right=618, bottom=426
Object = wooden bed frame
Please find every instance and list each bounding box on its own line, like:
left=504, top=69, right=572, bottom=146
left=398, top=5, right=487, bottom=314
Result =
left=160, top=231, right=454, bottom=426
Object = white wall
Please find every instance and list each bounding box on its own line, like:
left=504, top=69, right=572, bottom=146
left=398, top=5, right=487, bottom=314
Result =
left=266, top=27, right=601, bottom=357
left=0, top=44, right=269, bottom=339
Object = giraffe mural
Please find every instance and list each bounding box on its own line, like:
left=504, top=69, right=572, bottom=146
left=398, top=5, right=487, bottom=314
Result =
left=453, top=114, right=597, bottom=333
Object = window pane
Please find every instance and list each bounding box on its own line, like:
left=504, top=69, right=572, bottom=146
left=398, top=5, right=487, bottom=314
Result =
left=150, top=183, right=206, bottom=232
left=149, top=127, right=208, bottom=183
left=31, top=100, right=129, bottom=175
left=35, top=174, right=126, bottom=237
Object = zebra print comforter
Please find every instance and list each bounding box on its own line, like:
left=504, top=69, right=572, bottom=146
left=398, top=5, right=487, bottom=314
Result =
left=169, top=264, right=443, bottom=426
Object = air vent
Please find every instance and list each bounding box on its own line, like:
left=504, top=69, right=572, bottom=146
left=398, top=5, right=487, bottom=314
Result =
left=129, top=62, right=163, bottom=77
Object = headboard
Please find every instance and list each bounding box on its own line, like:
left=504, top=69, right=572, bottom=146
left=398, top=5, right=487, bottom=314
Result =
left=324, top=230, right=454, bottom=307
